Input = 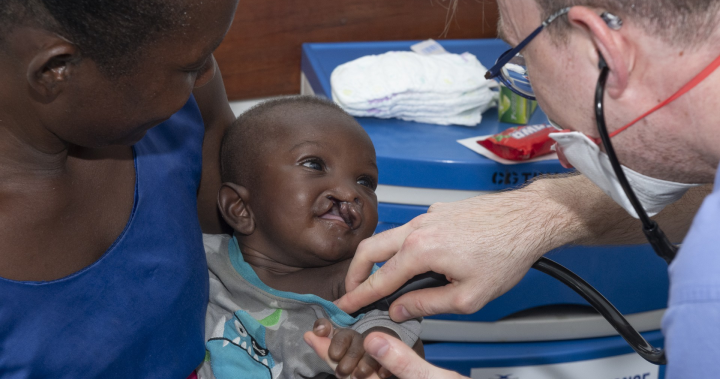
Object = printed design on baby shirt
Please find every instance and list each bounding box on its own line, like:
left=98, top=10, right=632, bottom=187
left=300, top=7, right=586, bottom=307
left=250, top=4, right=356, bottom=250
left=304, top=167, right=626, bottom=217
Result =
left=206, top=310, right=284, bottom=379
left=250, top=308, right=288, bottom=331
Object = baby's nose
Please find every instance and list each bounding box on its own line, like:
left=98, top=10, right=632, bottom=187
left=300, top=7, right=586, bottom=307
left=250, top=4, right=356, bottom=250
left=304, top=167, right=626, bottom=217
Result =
left=327, top=193, right=362, bottom=207
left=328, top=183, right=363, bottom=205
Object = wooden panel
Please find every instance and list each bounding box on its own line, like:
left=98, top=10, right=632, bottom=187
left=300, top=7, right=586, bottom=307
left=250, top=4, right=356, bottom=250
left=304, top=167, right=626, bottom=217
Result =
left=214, top=0, right=499, bottom=100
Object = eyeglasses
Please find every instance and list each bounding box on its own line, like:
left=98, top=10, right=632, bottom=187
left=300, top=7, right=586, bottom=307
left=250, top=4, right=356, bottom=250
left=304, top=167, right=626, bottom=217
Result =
left=485, top=8, right=623, bottom=100
left=484, top=7, right=572, bottom=100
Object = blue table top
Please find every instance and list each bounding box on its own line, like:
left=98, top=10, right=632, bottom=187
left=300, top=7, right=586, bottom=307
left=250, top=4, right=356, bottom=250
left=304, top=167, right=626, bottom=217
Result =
left=425, top=330, right=664, bottom=375
left=301, top=39, right=573, bottom=191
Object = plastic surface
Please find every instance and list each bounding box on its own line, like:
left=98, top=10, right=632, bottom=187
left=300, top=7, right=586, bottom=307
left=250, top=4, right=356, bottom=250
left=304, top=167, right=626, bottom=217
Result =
left=302, top=40, right=573, bottom=191
left=424, top=330, right=665, bottom=377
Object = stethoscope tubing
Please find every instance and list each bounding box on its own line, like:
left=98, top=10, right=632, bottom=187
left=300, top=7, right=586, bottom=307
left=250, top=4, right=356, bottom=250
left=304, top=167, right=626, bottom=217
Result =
left=532, top=257, right=666, bottom=365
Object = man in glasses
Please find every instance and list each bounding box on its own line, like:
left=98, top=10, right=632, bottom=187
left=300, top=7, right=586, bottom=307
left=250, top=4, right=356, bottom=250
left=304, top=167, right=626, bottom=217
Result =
left=307, top=1, right=720, bottom=377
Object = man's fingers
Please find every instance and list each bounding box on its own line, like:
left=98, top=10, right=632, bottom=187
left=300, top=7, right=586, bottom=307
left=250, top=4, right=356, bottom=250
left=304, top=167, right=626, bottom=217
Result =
left=388, top=283, right=481, bottom=322
left=336, top=248, right=430, bottom=314
left=364, top=333, right=468, bottom=379
left=345, top=223, right=417, bottom=293
left=304, top=331, right=335, bottom=369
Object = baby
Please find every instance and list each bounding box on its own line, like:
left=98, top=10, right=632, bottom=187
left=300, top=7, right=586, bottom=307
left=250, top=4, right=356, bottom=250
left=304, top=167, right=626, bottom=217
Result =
left=198, top=96, right=422, bottom=379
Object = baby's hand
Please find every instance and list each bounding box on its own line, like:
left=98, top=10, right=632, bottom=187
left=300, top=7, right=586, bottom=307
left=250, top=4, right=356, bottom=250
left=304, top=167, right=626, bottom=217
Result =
left=311, top=318, right=394, bottom=379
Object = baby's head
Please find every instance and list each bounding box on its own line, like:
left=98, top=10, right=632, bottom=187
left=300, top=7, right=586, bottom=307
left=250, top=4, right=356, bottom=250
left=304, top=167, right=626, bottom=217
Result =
left=219, top=96, right=378, bottom=268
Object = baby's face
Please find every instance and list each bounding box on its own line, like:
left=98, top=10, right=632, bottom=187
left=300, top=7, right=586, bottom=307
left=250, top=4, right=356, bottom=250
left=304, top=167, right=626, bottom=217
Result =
left=246, top=112, right=379, bottom=267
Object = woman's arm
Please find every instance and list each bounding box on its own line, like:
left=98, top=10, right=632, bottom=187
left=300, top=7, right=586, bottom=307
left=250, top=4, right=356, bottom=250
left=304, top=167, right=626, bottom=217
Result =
left=193, top=58, right=236, bottom=234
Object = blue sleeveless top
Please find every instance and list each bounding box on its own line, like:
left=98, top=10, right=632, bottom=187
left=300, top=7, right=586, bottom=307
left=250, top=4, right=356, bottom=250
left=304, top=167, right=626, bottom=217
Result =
left=0, top=97, right=209, bottom=378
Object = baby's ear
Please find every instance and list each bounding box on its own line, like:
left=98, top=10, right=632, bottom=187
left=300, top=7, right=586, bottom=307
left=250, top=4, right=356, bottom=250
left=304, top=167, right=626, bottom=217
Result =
left=217, top=183, right=255, bottom=235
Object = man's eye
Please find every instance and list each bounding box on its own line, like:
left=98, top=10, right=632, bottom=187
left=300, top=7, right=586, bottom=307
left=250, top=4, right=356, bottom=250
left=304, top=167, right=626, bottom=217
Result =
left=301, top=160, right=323, bottom=171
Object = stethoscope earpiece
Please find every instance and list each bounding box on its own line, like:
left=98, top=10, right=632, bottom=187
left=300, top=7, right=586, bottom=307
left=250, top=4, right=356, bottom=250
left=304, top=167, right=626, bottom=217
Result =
left=600, top=11, right=623, bottom=30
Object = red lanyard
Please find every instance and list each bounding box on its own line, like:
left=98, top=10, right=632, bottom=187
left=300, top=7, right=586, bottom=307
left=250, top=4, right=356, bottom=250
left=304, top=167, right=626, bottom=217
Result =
left=611, top=53, right=720, bottom=138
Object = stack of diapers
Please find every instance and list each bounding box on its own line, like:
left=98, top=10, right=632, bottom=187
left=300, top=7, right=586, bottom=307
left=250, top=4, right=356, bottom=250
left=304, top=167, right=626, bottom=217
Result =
left=331, top=51, right=497, bottom=126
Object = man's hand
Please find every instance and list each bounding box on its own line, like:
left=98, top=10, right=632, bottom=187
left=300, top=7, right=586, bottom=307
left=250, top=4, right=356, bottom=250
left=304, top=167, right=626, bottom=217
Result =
left=335, top=174, right=708, bottom=322
left=335, top=176, right=610, bottom=322
left=305, top=328, right=466, bottom=379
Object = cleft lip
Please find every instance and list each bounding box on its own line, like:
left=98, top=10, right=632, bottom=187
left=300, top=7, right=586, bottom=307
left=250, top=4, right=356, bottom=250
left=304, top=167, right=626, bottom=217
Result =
left=337, top=201, right=359, bottom=229
left=318, top=197, right=362, bottom=230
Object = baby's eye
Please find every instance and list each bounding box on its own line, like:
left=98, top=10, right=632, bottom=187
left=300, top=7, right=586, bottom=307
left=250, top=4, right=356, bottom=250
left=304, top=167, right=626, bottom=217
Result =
left=357, top=176, right=376, bottom=190
left=301, top=159, right=323, bottom=171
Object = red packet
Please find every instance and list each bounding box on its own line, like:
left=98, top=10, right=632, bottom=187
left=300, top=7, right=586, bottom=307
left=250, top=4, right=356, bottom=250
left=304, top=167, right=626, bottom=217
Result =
left=477, top=124, right=556, bottom=161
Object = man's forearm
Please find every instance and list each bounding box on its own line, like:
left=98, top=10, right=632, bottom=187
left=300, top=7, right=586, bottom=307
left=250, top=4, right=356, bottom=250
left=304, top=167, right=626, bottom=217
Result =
left=526, top=173, right=710, bottom=247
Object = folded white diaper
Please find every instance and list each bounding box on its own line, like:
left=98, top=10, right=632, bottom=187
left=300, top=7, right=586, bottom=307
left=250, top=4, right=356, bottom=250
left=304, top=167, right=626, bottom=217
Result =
left=331, top=51, right=497, bottom=126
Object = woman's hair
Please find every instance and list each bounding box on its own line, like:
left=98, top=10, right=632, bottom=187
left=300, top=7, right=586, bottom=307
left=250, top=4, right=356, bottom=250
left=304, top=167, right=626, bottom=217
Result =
left=0, top=0, right=188, bottom=77
left=534, top=0, right=720, bottom=47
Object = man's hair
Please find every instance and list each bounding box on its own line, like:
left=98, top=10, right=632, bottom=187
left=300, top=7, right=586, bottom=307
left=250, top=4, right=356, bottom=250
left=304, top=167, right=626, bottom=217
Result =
left=0, top=0, right=188, bottom=77
left=220, top=96, right=360, bottom=186
left=534, top=0, right=720, bottom=46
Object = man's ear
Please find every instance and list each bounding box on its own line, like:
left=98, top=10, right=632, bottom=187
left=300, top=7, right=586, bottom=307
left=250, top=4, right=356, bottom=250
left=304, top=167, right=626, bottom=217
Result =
left=567, top=6, right=635, bottom=99
left=218, top=183, right=255, bottom=235
left=27, top=41, right=80, bottom=103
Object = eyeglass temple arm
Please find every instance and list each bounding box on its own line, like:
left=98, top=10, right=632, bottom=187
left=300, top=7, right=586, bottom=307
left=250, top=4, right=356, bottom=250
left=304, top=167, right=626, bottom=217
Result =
left=484, top=24, right=545, bottom=80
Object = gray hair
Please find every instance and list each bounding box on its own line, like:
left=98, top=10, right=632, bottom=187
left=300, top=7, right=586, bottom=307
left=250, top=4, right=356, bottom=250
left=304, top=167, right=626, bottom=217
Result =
left=534, top=0, right=720, bottom=46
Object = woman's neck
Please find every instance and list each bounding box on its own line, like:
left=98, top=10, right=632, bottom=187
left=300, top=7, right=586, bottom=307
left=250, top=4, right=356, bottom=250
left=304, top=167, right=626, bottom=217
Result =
left=0, top=117, right=71, bottom=184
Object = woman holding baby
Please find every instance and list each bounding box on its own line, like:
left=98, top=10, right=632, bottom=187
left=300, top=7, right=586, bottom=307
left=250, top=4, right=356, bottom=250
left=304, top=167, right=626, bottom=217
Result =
left=0, top=0, right=239, bottom=377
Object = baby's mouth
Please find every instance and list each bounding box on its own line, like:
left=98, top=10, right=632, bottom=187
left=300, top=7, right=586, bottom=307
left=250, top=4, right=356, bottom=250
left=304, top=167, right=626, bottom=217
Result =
left=319, top=199, right=360, bottom=230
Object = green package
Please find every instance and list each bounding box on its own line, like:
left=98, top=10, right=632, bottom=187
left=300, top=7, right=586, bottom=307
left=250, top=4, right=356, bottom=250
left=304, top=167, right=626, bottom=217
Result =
left=498, top=84, right=538, bottom=124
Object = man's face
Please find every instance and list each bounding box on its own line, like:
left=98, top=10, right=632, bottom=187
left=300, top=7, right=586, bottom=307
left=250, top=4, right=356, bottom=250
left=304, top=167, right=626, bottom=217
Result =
left=496, top=0, right=599, bottom=139
left=244, top=110, right=379, bottom=268
left=495, top=0, right=714, bottom=183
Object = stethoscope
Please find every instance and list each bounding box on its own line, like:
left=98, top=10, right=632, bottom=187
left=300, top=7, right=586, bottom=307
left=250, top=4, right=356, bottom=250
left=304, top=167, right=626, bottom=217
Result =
left=354, top=55, right=674, bottom=366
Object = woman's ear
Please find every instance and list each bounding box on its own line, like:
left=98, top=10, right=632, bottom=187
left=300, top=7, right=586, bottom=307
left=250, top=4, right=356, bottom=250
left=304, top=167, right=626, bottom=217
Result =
left=26, top=39, right=80, bottom=103
left=218, top=183, right=255, bottom=235
left=567, top=6, right=635, bottom=99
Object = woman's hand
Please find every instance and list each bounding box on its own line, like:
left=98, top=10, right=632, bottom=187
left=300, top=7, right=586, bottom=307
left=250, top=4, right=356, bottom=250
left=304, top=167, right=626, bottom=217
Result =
left=335, top=180, right=580, bottom=322
left=305, top=329, right=467, bottom=379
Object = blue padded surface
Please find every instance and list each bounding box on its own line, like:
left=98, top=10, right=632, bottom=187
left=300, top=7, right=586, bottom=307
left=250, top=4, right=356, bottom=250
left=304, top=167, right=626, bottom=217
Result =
left=424, top=330, right=665, bottom=377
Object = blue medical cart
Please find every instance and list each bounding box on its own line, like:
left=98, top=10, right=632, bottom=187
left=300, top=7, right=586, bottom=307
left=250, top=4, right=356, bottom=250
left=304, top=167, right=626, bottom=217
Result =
left=301, top=39, right=668, bottom=378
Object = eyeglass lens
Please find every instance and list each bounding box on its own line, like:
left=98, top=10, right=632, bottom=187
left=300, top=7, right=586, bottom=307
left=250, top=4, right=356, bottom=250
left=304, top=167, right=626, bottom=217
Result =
left=500, top=53, right=535, bottom=98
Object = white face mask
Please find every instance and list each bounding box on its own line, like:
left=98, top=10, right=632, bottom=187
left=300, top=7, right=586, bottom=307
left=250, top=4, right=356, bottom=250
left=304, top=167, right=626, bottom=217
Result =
left=548, top=130, right=699, bottom=219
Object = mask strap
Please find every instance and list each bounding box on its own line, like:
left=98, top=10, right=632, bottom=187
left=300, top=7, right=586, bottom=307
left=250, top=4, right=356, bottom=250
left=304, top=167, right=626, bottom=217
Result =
left=610, top=53, right=720, bottom=138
